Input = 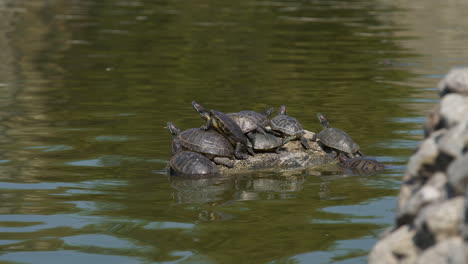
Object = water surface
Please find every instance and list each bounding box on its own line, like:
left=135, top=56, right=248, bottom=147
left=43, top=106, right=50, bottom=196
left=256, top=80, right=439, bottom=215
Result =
left=0, top=0, right=467, bottom=263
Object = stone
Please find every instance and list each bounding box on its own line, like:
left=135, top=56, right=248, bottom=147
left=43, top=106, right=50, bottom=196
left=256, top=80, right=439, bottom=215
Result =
left=368, top=225, right=419, bottom=264
left=415, top=197, right=463, bottom=243
left=438, top=67, right=468, bottom=96
left=439, top=94, right=468, bottom=129
left=424, top=104, right=442, bottom=138
left=397, top=172, right=448, bottom=226
left=403, top=131, right=441, bottom=180
left=447, top=154, right=468, bottom=196
left=218, top=131, right=335, bottom=174
left=416, top=237, right=465, bottom=264
left=438, top=120, right=468, bottom=159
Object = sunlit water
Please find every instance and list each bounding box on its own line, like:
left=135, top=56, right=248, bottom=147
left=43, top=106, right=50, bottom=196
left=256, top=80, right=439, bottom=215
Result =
left=0, top=0, right=467, bottom=263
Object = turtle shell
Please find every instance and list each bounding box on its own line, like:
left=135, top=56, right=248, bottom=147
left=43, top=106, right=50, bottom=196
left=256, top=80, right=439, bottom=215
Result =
left=270, top=114, right=304, bottom=137
left=249, top=132, right=284, bottom=150
left=238, top=110, right=271, bottom=127
left=210, top=110, right=249, bottom=145
left=318, top=127, right=360, bottom=154
left=177, top=128, right=233, bottom=157
left=340, top=157, right=384, bottom=171
left=227, top=113, right=259, bottom=134
left=169, top=151, right=220, bottom=177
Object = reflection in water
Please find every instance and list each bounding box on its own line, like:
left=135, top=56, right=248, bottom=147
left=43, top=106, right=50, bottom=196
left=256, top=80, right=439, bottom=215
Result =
left=0, top=0, right=466, bottom=263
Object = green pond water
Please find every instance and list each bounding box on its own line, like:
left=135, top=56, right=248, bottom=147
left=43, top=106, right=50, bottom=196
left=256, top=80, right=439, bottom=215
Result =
left=0, top=0, right=467, bottom=263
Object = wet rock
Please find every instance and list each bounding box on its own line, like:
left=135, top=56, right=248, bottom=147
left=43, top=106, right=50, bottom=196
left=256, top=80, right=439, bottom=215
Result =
left=218, top=130, right=336, bottom=174
left=447, top=154, right=468, bottom=196
left=438, top=67, right=468, bottom=96
left=398, top=130, right=446, bottom=219
left=368, top=225, right=419, bottom=264
left=371, top=68, right=468, bottom=263
left=398, top=172, right=448, bottom=226
left=416, top=237, right=465, bottom=264
left=424, top=104, right=442, bottom=138
left=438, top=120, right=468, bottom=159
left=439, top=94, right=468, bottom=128
left=404, top=130, right=444, bottom=181
left=414, top=197, right=463, bottom=243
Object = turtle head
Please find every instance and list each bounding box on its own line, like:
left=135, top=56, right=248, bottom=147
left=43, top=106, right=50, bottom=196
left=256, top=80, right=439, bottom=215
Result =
left=166, top=122, right=181, bottom=136
left=262, top=107, right=275, bottom=117
left=192, top=101, right=210, bottom=121
left=317, top=113, right=330, bottom=128
left=278, top=105, right=287, bottom=115
left=338, top=154, right=348, bottom=164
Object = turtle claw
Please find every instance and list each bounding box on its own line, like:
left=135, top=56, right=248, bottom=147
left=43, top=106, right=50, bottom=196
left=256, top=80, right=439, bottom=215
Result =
left=235, top=152, right=250, bottom=160
left=257, top=126, right=267, bottom=136
left=213, top=157, right=235, bottom=168
left=300, top=136, right=310, bottom=150
left=247, top=147, right=256, bottom=156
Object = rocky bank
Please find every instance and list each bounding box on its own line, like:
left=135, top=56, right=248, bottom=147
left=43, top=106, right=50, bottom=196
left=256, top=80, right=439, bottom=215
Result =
left=369, top=68, right=468, bottom=263
left=218, top=130, right=336, bottom=174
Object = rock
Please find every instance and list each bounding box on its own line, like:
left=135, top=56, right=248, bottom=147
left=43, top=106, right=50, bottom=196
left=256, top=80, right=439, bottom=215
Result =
left=438, top=120, right=468, bottom=159
left=439, top=94, right=468, bottom=129
left=368, top=225, right=419, bottom=264
left=414, top=197, right=463, bottom=243
left=424, top=104, right=442, bottom=138
left=218, top=131, right=335, bottom=174
left=398, top=130, right=447, bottom=220
left=403, top=129, right=444, bottom=181
left=371, top=69, right=468, bottom=263
left=416, top=237, right=465, bottom=264
left=438, top=67, right=468, bottom=96
left=447, top=154, right=468, bottom=196
left=463, top=194, right=468, bottom=241
left=398, top=172, right=448, bottom=226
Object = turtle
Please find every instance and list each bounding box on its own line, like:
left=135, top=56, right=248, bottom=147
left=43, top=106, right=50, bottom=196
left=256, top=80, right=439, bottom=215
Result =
left=227, top=113, right=266, bottom=135
left=338, top=154, right=384, bottom=172
left=169, top=151, right=220, bottom=178
left=246, top=132, right=290, bottom=152
left=269, top=105, right=310, bottom=149
left=314, top=113, right=362, bottom=158
left=167, top=122, right=235, bottom=168
left=238, top=107, right=274, bottom=127
left=192, top=101, right=253, bottom=159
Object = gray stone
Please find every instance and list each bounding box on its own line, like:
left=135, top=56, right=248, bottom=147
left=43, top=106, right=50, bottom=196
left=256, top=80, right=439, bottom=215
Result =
left=416, top=237, right=465, bottom=264
left=369, top=225, right=419, bottom=264
left=447, top=154, right=468, bottom=196
left=438, top=120, right=468, bottom=159
left=438, top=67, right=468, bottom=96
left=424, top=104, right=442, bottom=138
left=218, top=131, right=335, bottom=174
left=440, top=94, right=468, bottom=129
left=415, top=197, right=463, bottom=243
left=398, top=130, right=446, bottom=220
left=404, top=131, right=441, bottom=180
left=398, top=172, right=448, bottom=225
left=463, top=193, right=468, bottom=241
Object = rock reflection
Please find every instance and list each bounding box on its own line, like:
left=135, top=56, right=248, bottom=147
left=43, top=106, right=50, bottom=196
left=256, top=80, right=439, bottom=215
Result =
left=169, top=169, right=352, bottom=204
left=169, top=175, right=235, bottom=204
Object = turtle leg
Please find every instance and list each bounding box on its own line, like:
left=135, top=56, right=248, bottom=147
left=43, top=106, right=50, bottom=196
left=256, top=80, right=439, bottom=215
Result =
left=311, top=133, right=318, bottom=142
left=256, top=126, right=267, bottom=136
left=268, top=129, right=283, bottom=137
left=246, top=145, right=256, bottom=156
left=300, top=136, right=310, bottom=149
left=234, top=142, right=250, bottom=160
left=201, top=119, right=211, bottom=130
left=246, top=132, right=255, bottom=142
left=213, top=157, right=234, bottom=168
left=355, top=150, right=364, bottom=157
